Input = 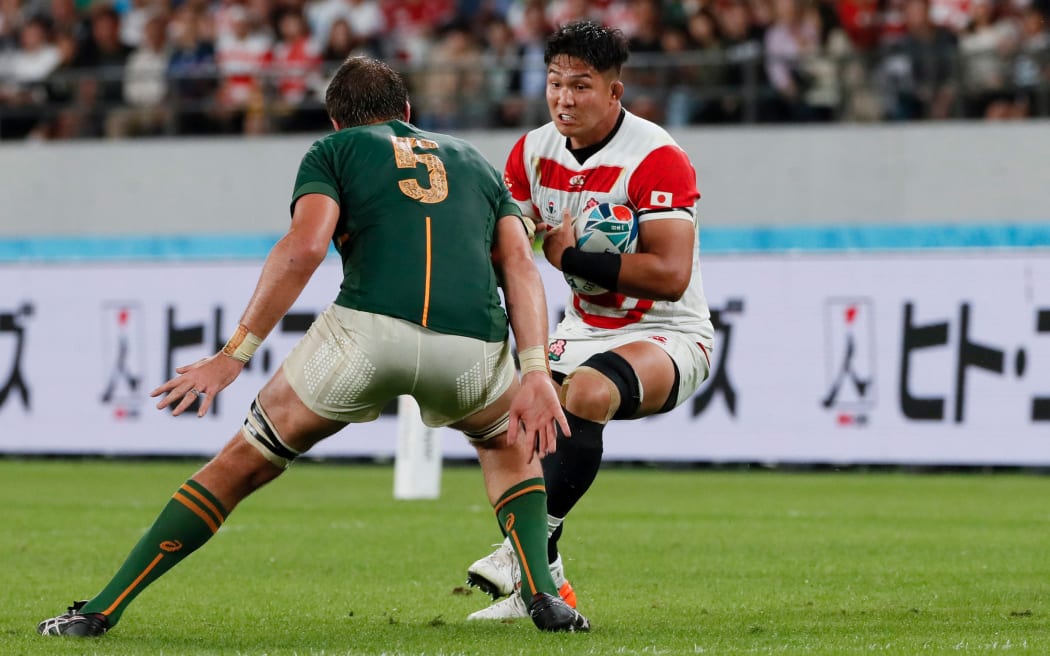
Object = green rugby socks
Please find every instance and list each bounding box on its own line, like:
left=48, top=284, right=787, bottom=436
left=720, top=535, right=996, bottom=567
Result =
left=494, top=478, right=558, bottom=605
left=81, top=479, right=227, bottom=625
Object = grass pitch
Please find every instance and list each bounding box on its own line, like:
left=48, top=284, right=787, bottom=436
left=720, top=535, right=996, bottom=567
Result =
left=2, top=458, right=1048, bottom=655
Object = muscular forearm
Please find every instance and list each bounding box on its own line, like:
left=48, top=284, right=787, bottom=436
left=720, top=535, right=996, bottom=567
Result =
left=495, top=215, right=550, bottom=352
left=614, top=251, right=691, bottom=301
left=237, top=232, right=328, bottom=339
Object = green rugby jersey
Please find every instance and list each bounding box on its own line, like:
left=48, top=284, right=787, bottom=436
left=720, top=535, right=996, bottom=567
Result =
left=291, top=120, right=521, bottom=343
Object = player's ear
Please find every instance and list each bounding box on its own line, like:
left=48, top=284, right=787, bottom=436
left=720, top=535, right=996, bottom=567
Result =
left=403, top=101, right=411, bottom=122
left=610, top=79, right=624, bottom=101
left=330, top=118, right=340, bottom=131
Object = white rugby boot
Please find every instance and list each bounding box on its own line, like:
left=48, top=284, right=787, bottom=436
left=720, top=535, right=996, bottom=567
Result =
left=467, top=551, right=577, bottom=620
left=465, top=538, right=517, bottom=599
left=468, top=590, right=589, bottom=631
left=467, top=588, right=529, bottom=620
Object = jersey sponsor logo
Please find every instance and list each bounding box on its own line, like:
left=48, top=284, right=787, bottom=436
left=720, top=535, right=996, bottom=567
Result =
left=650, top=190, right=673, bottom=207
left=503, top=512, right=516, bottom=532
left=648, top=335, right=668, bottom=344
left=538, top=158, right=623, bottom=193
left=159, top=539, right=183, bottom=553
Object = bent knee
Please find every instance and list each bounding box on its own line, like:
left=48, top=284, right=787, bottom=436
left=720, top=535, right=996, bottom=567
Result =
left=561, top=368, right=617, bottom=423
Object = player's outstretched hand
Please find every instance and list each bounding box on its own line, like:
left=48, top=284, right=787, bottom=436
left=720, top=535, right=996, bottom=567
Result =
left=508, top=371, right=571, bottom=463
left=541, top=209, right=575, bottom=271
left=151, top=352, right=246, bottom=418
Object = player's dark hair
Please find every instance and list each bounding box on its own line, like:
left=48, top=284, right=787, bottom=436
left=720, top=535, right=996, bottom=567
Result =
left=544, top=20, right=629, bottom=74
left=325, top=56, right=408, bottom=128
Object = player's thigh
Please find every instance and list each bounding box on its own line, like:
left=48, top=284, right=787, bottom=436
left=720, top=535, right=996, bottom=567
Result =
left=256, top=365, right=348, bottom=454
left=613, top=332, right=710, bottom=417
left=449, top=378, right=516, bottom=448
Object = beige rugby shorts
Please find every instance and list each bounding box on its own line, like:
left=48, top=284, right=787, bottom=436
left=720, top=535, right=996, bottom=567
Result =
left=283, top=304, right=514, bottom=427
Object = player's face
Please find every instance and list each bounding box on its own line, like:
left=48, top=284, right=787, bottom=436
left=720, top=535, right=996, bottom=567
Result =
left=546, top=54, right=623, bottom=149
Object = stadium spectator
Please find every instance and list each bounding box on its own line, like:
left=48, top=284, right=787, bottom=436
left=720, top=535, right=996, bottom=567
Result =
left=512, top=0, right=551, bottom=124
left=480, top=16, right=529, bottom=126
left=269, top=7, right=324, bottom=130
left=465, top=20, right=713, bottom=623
left=958, top=0, right=1016, bottom=118
left=619, top=0, right=665, bottom=104
left=547, top=0, right=601, bottom=28
left=380, top=0, right=454, bottom=62
left=46, top=0, right=87, bottom=44
left=36, top=53, right=588, bottom=638
left=319, top=16, right=351, bottom=61
left=0, top=14, right=60, bottom=138
left=105, top=11, right=171, bottom=136
left=837, top=0, right=883, bottom=50
left=663, top=10, right=727, bottom=125
left=0, top=0, right=1049, bottom=136
left=167, top=5, right=219, bottom=134
left=413, top=20, right=484, bottom=128
left=796, top=0, right=852, bottom=120
left=0, top=0, right=26, bottom=51
left=306, top=0, right=383, bottom=55
left=214, top=4, right=270, bottom=133
left=117, top=0, right=157, bottom=48
left=763, top=0, right=821, bottom=121
left=71, top=5, right=132, bottom=136
left=29, top=27, right=78, bottom=138
left=880, top=0, right=961, bottom=119
left=1005, top=4, right=1050, bottom=116
left=716, top=0, right=773, bottom=122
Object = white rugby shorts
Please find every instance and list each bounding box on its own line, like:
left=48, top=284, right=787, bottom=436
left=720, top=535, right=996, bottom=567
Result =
left=546, top=322, right=711, bottom=412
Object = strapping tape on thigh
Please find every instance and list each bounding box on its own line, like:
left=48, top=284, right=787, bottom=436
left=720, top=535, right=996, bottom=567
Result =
left=240, top=397, right=300, bottom=469
left=464, top=413, right=511, bottom=443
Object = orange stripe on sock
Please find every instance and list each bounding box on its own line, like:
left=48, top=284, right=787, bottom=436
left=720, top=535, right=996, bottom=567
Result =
left=508, top=530, right=538, bottom=596
left=493, top=484, right=545, bottom=516
left=180, top=483, right=226, bottom=523
left=173, top=491, right=220, bottom=534
left=101, top=553, right=164, bottom=616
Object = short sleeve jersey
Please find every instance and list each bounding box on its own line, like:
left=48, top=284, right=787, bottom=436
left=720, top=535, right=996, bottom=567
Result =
left=292, top=120, right=519, bottom=343
left=504, top=111, right=713, bottom=345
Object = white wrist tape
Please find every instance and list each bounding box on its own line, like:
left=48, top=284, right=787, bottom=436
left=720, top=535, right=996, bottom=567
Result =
left=222, top=324, right=262, bottom=363
left=518, top=345, right=550, bottom=376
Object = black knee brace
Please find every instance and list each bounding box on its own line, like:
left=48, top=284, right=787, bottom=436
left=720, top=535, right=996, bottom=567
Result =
left=568, top=351, right=641, bottom=420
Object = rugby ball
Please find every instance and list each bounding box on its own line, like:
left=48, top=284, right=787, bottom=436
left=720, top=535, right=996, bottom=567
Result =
left=564, top=202, right=639, bottom=296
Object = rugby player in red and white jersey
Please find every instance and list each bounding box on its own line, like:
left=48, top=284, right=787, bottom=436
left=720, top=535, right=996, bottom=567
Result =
left=466, top=20, right=715, bottom=621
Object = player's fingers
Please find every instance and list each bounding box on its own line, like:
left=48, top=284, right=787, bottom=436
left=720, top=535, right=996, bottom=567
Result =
left=155, top=387, right=181, bottom=409
left=506, top=412, right=521, bottom=446
left=555, top=408, right=571, bottom=438
left=529, top=423, right=546, bottom=464
left=170, top=389, right=199, bottom=417
left=198, top=392, right=213, bottom=417
left=540, top=420, right=557, bottom=457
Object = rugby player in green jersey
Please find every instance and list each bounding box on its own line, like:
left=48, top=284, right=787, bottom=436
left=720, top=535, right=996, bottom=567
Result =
left=37, top=56, right=589, bottom=638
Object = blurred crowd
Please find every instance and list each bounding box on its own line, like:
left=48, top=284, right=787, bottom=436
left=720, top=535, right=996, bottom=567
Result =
left=0, top=0, right=1048, bottom=139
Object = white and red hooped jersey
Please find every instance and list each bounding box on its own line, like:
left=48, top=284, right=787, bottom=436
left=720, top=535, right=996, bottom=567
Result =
left=504, top=110, right=714, bottom=346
